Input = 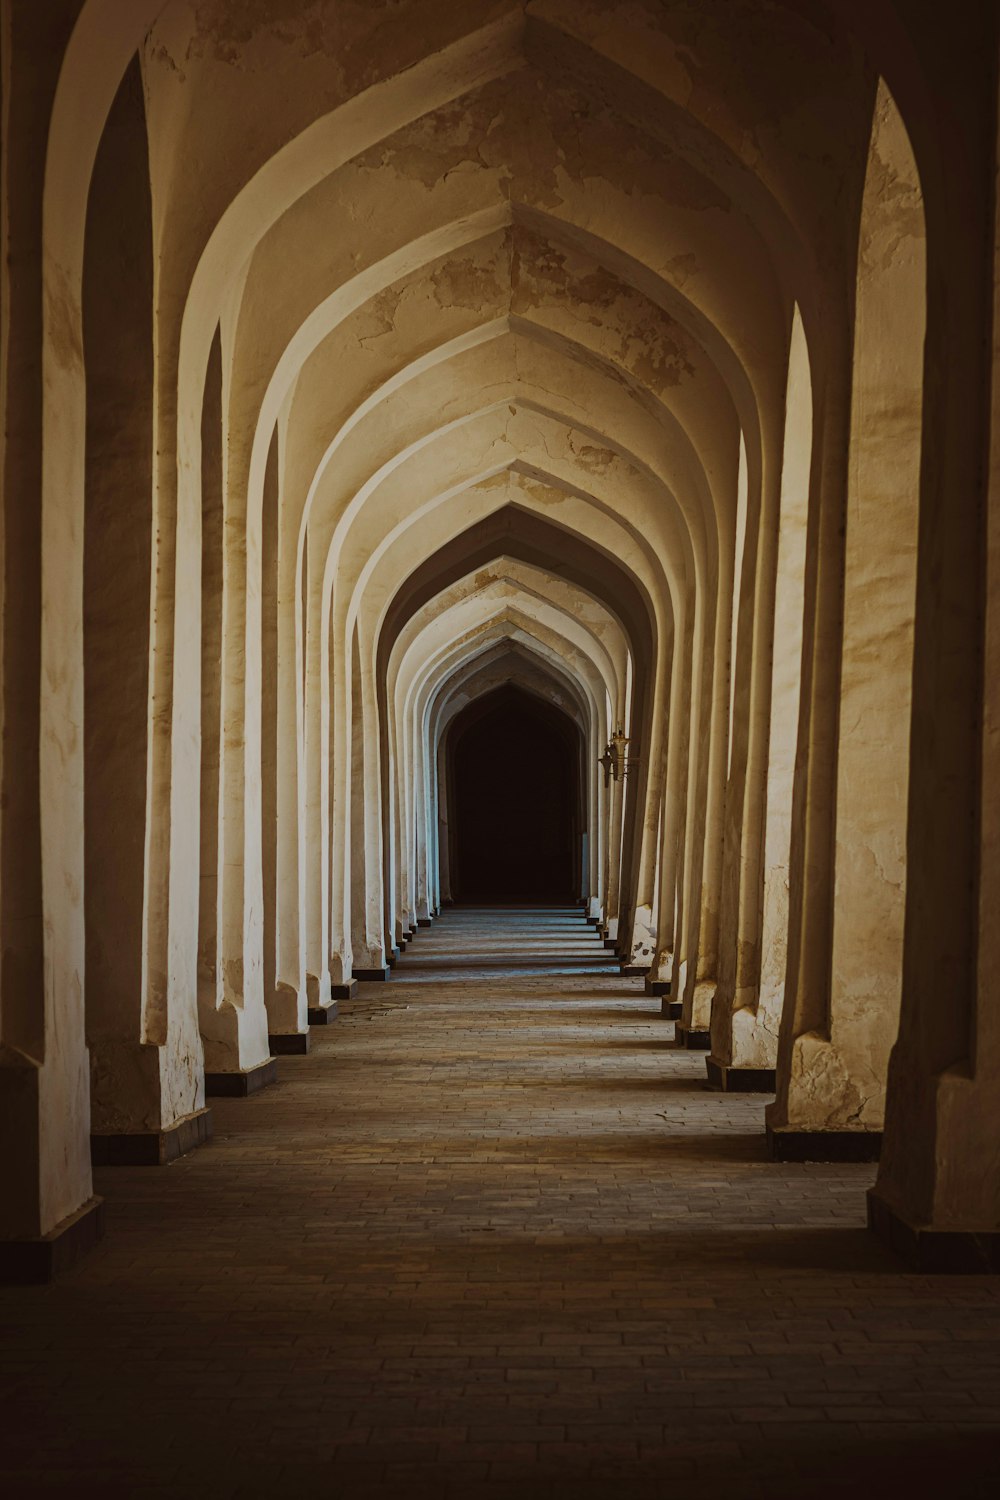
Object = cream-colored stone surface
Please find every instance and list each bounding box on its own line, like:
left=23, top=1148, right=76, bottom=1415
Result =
left=771, top=84, right=924, bottom=1135
left=2, top=0, right=998, bottom=1262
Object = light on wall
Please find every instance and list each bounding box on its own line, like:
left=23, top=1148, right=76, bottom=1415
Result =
left=599, top=725, right=632, bottom=786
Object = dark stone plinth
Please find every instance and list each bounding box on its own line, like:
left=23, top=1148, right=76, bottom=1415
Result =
left=603, top=938, right=618, bottom=950
left=205, top=1058, right=277, bottom=1097
left=766, top=1125, right=882, bottom=1162
left=91, top=1107, right=213, bottom=1166
left=867, top=1190, right=1000, bottom=1272
left=332, top=981, right=357, bottom=1001
left=269, top=1032, right=309, bottom=1056
left=620, top=963, right=649, bottom=977
left=308, top=1000, right=340, bottom=1024
left=417, top=917, right=432, bottom=928
left=585, top=915, right=600, bottom=926
left=661, top=998, right=683, bottom=1020
left=645, top=976, right=670, bottom=996
left=406, top=927, right=418, bottom=939
left=0, top=1196, right=105, bottom=1285
left=706, top=1056, right=776, bottom=1093
left=354, top=966, right=391, bottom=982
left=675, top=1023, right=710, bottom=1050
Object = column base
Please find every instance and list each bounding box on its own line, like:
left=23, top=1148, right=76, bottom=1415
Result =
left=204, top=1058, right=277, bottom=1097
left=91, top=1107, right=213, bottom=1166
left=269, top=1032, right=309, bottom=1056
left=767, top=1124, right=882, bottom=1161
left=867, top=1190, right=1000, bottom=1272
left=332, top=980, right=357, bottom=1001
left=0, top=1196, right=105, bottom=1285
left=417, top=917, right=432, bottom=928
left=706, top=1057, right=776, bottom=1092
left=675, top=1022, right=710, bottom=1050
left=603, top=938, right=619, bottom=951
left=645, top=976, right=670, bottom=996
left=354, top=966, right=391, bottom=982
left=308, top=1000, right=340, bottom=1024
left=387, top=947, right=401, bottom=968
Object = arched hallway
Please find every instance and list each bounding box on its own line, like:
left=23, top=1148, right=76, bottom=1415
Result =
left=4, top=1, right=1000, bottom=1488
left=2, top=917, right=998, bottom=1496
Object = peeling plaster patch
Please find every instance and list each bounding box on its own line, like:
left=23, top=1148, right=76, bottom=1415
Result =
left=560, top=96, right=732, bottom=217
left=221, top=957, right=245, bottom=1003
left=630, top=903, right=656, bottom=964
left=431, top=255, right=505, bottom=312
left=355, top=284, right=404, bottom=350
left=519, top=478, right=566, bottom=510
left=789, top=1031, right=882, bottom=1131
left=860, top=127, right=924, bottom=275
left=146, top=41, right=187, bottom=83
left=569, top=441, right=615, bottom=475
left=356, top=81, right=519, bottom=194
left=289, top=230, right=511, bottom=444
left=476, top=472, right=510, bottom=494
left=348, top=63, right=731, bottom=222
left=731, top=995, right=780, bottom=1069
left=188, top=0, right=349, bottom=77
left=510, top=220, right=698, bottom=393
left=662, top=251, right=699, bottom=288
left=188, top=0, right=512, bottom=87
left=539, top=0, right=870, bottom=283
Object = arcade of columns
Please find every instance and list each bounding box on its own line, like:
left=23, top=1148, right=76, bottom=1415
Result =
left=2, top=0, right=999, bottom=1277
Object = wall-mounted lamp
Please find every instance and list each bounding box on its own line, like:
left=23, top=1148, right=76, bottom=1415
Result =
left=600, top=725, right=633, bottom=786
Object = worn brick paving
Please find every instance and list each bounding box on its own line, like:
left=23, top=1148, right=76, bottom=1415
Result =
left=1, top=906, right=999, bottom=1497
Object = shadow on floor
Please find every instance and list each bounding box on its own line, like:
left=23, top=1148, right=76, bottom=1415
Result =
left=556, top=1035, right=690, bottom=1049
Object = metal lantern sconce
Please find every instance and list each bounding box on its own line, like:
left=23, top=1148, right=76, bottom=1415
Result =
left=600, top=725, right=632, bottom=786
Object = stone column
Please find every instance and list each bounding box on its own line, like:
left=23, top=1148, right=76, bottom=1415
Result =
left=698, top=420, right=772, bottom=1062
left=327, top=593, right=357, bottom=991
left=672, top=515, right=730, bottom=1026
left=83, top=58, right=212, bottom=1162
left=261, top=429, right=308, bottom=1054
left=0, top=0, right=105, bottom=1281
left=302, top=532, right=334, bottom=1016
left=868, top=37, right=1000, bottom=1268
left=678, top=436, right=744, bottom=1035
left=623, top=638, right=674, bottom=972
left=351, top=629, right=389, bottom=979
left=200, top=291, right=273, bottom=1096
left=275, top=429, right=310, bottom=1027
left=709, top=310, right=810, bottom=1091
left=649, top=596, right=697, bottom=1005
left=768, top=85, right=923, bottom=1158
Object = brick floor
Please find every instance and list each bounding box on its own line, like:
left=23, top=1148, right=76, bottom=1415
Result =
left=1, top=906, right=999, bottom=1497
